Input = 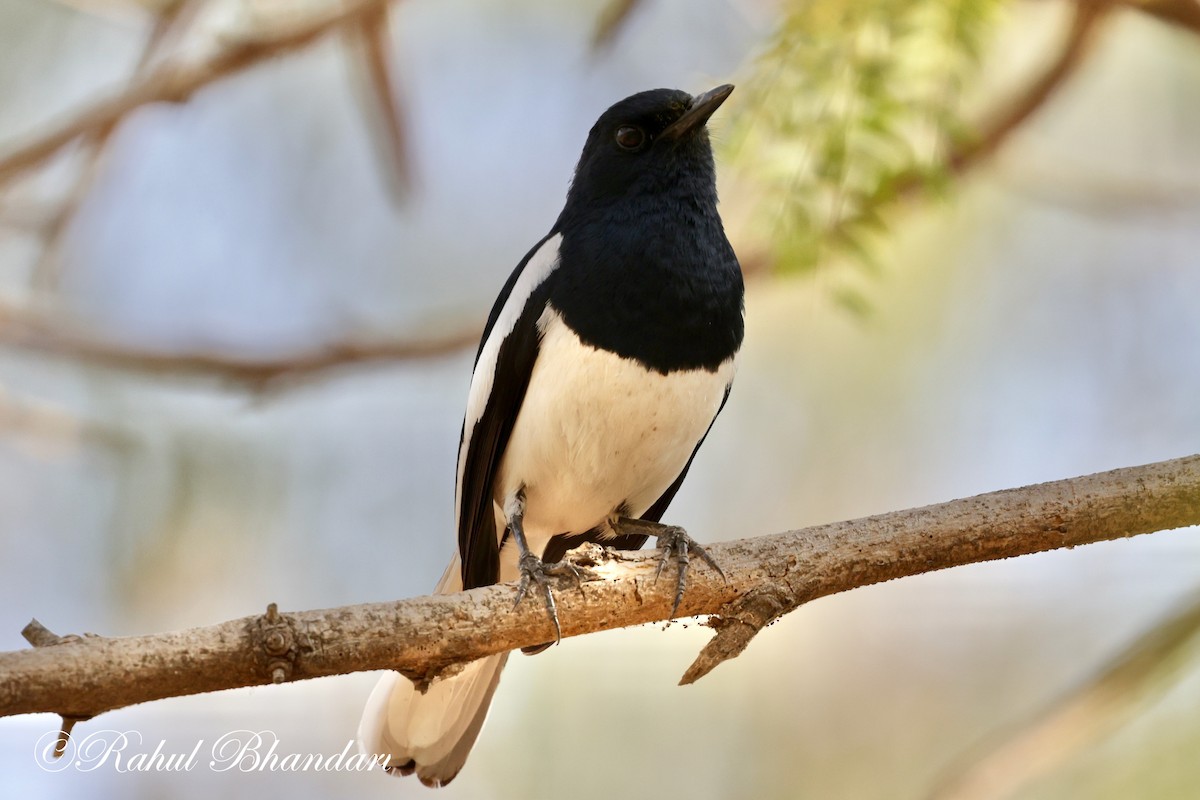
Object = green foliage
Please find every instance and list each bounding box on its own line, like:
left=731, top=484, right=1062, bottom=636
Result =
left=727, top=0, right=1007, bottom=278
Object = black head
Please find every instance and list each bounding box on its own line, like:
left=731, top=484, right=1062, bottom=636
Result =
left=557, top=85, right=734, bottom=226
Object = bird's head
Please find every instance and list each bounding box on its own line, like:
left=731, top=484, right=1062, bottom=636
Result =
left=558, top=85, right=734, bottom=224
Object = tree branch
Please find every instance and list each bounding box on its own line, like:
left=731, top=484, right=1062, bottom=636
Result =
left=739, top=0, right=1116, bottom=281
left=931, top=588, right=1200, bottom=800
left=347, top=1, right=414, bottom=200
left=28, top=0, right=203, bottom=291
left=0, top=299, right=481, bottom=388
left=0, top=0, right=396, bottom=187
left=591, top=0, right=643, bottom=49
left=1, top=454, right=1197, bottom=727
left=1130, top=0, right=1200, bottom=36
left=880, top=0, right=1114, bottom=205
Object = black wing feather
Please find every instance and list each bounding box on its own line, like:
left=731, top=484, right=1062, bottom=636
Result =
left=457, top=233, right=557, bottom=590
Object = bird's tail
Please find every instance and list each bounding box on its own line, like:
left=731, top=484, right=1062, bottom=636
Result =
left=357, top=555, right=509, bottom=788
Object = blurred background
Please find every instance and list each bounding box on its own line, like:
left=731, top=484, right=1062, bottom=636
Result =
left=1, top=0, right=1199, bottom=797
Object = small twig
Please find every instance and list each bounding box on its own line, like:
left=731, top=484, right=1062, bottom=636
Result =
left=0, top=0, right=396, bottom=187
left=349, top=1, right=414, bottom=200
left=29, top=0, right=202, bottom=291
left=52, top=716, right=88, bottom=759
left=680, top=586, right=791, bottom=685
left=21, top=619, right=64, bottom=648
left=20, top=620, right=94, bottom=759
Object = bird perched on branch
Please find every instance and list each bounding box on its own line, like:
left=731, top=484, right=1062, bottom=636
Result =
left=358, top=84, right=745, bottom=787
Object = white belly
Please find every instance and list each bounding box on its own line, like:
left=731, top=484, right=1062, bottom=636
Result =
left=494, top=308, right=734, bottom=574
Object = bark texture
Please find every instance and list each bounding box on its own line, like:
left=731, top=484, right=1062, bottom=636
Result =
left=2, top=455, right=1197, bottom=722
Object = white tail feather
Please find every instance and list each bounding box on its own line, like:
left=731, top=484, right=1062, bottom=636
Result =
left=357, top=553, right=510, bottom=787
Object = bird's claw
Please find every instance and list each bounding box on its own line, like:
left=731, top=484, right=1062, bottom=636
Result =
left=513, top=552, right=582, bottom=644
left=653, top=525, right=726, bottom=620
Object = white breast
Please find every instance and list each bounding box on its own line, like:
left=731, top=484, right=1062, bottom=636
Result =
left=495, top=308, right=735, bottom=563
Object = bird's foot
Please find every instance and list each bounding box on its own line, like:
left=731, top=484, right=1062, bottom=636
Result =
left=513, top=553, right=583, bottom=644
left=650, top=524, right=725, bottom=620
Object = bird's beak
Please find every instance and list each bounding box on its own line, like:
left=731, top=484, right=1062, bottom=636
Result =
left=660, top=84, right=735, bottom=142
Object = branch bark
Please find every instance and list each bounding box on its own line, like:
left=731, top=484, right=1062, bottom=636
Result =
left=1, top=454, right=1197, bottom=725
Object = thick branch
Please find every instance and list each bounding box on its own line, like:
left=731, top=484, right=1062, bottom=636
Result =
left=1, top=454, right=1197, bottom=721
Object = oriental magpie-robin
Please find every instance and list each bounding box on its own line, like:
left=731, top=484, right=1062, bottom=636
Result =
left=358, top=85, right=744, bottom=787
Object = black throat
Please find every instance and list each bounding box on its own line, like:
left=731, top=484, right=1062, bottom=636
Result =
left=547, top=146, right=745, bottom=374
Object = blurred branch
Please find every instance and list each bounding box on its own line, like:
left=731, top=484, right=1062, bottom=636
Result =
left=0, top=202, right=59, bottom=234
left=883, top=0, right=1114, bottom=203
left=0, top=389, right=131, bottom=451
left=591, top=0, right=643, bottom=49
left=931, top=589, right=1200, bottom=800
left=2, top=454, right=1198, bottom=726
left=735, top=0, right=1114, bottom=279
left=1129, top=0, right=1200, bottom=35
left=942, top=0, right=1112, bottom=178
left=0, top=0, right=397, bottom=187
left=29, top=0, right=203, bottom=291
left=347, top=1, right=414, bottom=199
left=0, top=300, right=481, bottom=388
left=42, top=0, right=178, bottom=25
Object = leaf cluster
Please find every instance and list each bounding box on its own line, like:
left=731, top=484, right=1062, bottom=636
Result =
left=727, top=0, right=1006, bottom=285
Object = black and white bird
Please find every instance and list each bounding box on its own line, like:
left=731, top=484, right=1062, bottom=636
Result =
left=358, top=85, right=745, bottom=787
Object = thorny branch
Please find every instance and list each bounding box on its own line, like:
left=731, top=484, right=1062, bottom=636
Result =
left=1, top=455, right=1197, bottom=737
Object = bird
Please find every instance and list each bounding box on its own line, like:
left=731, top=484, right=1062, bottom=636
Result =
left=357, top=84, right=745, bottom=787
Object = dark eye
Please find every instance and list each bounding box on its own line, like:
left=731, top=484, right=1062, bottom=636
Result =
left=615, top=125, right=645, bottom=151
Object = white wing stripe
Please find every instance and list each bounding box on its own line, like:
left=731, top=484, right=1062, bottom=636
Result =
left=454, top=233, right=562, bottom=526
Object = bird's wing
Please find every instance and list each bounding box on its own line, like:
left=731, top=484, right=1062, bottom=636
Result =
left=456, top=232, right=562, bottom=590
